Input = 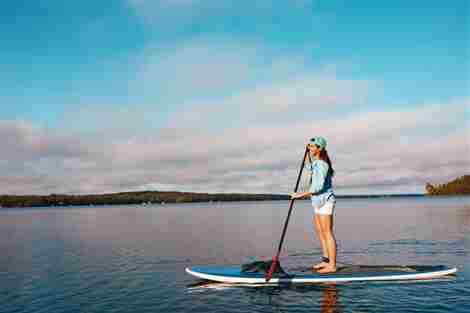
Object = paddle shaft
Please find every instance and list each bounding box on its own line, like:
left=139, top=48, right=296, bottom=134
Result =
left=265, top=146, right=309, bottom=281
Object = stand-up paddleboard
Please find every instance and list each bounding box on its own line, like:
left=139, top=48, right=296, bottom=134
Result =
left=186, top=265, right=457, bottom=284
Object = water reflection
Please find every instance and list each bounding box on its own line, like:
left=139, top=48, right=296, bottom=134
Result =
left=187, top=280, right=342, bottom=313
left=320, top=286, right=341, bottom=313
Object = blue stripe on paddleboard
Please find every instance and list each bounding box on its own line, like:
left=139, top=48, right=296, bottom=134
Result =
left=189, top=265, right=452, bottom=279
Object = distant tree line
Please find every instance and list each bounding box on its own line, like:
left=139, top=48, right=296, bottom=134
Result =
left=0, top=191, right=289, bottom=208
left=425, top=175, right=470, bottom=195
left=5, top=177, right=465, bottom=208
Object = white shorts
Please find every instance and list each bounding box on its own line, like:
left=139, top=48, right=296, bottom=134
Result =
left=314, top=200, right=335, bottom=215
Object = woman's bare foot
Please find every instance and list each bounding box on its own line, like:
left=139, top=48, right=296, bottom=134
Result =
left=317, top=265, right=337, bottom=274
left=313, top=261, right=329, bottom=270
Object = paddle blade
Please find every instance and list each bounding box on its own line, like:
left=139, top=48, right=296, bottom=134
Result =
left=265, top=257, right=278, bottom=282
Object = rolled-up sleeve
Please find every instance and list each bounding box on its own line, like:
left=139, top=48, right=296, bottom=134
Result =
left=309, top=161, right=329, bottom=193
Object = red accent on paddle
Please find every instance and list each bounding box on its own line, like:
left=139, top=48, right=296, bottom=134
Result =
left=265, top=146, right=309, bottom=282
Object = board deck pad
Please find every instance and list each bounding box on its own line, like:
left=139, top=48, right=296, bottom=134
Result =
left=186, top=265, right=457, bottom=284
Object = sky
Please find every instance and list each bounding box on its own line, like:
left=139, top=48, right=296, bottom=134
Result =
left=0, top=0, right=468, bottom=195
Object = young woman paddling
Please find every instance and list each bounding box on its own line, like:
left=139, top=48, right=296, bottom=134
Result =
left=290, top=137, right=337, bottom=273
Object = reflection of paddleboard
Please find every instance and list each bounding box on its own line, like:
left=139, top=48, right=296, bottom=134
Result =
left=186, top=265, right=457, bottom=284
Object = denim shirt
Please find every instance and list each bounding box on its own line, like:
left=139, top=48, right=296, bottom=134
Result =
left=305, top=159, right=335, bottom=208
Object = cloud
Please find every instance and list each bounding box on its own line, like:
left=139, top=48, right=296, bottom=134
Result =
left=1, top=32, right=467, bottom=195
left=1, top=96, right=467, bottom=195
left=133, top=38, right=271, bottom=101
left=61, top=37, right=366, bottom=133
left=0, top=120, right=96, bottom=161
left=171, top=73, right=370, bottom=131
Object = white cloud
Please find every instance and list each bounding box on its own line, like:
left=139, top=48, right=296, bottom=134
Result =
left=61, top=37, right=365, bottom=133
left=133, top=38, right=269, bottom=101
left=0, top=120, right=96, bottom=161
left=2, top=96, right=466, bottom=195
left=1, top=32, right=467, bottom=195
left=170, top=73, right=370, bottom=131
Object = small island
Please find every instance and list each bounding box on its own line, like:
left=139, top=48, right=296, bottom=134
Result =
left=425, top=175, right=470, bottom=196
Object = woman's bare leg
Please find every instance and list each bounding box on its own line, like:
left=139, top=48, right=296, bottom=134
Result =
left=317, top=214, right=337, bottom=273
left=313, top=213, right=329, bottom=269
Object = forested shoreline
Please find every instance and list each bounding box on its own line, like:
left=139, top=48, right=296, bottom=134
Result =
left=425, top=175, right=470, bottom=196
left=0, top=191, right=426, bottom=208
left=1, top=175, right=468, bottom=208
left=0, top=191, right=289, bottom=208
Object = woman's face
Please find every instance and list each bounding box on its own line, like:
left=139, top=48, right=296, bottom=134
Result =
left=308, top=144, right=321, bottom=155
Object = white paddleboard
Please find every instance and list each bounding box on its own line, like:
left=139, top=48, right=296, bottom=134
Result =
left=186, top=265, right=457, bottom=284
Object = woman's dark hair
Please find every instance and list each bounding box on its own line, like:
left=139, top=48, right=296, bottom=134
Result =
left=318, top=148, right=335, bottom=177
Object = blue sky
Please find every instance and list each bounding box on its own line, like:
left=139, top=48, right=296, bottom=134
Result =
left=1, top=0, right=468, bottom=195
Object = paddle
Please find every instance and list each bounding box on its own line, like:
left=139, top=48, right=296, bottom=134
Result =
left=265, top=145, right=310, bottom=282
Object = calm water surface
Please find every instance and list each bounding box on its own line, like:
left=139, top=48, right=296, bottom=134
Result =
left=1, top=197, right=469, bottom=312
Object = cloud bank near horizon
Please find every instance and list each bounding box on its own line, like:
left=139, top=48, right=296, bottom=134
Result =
left=2, top=94, right=467, bottom=195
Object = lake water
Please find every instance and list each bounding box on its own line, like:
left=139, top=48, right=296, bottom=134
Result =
left=1, top=197, right=469, bottom=313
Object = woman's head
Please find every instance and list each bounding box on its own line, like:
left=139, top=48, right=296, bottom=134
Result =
left=308, top=137, right=327, bottom=150
left=307, top=137, right=327, bottom=156
left=307, top=136, right=334, bottom=176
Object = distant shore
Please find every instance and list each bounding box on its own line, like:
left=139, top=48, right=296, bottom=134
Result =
left=3, top=174, right=469, bottom=208
left=0, top=191, right=429, bottom=208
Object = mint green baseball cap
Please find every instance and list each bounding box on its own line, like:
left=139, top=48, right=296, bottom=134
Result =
left=308, top=136, right=327, bottom=150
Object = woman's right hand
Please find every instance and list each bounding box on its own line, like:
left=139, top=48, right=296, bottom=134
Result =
left=290, top=192, right=303, bottom=199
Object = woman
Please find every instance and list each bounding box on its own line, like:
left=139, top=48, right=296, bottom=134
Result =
left=290, top=137, right=337, bottom=273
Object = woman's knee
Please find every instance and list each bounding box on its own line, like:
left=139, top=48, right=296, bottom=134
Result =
left=321, top=227, right=335, bottom=239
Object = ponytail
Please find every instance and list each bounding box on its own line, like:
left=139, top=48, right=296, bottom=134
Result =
left=318, top=149, right=335, bottom=177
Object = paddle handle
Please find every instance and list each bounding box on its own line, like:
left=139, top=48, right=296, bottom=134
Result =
left=265, top=145, right=309, bottom=282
